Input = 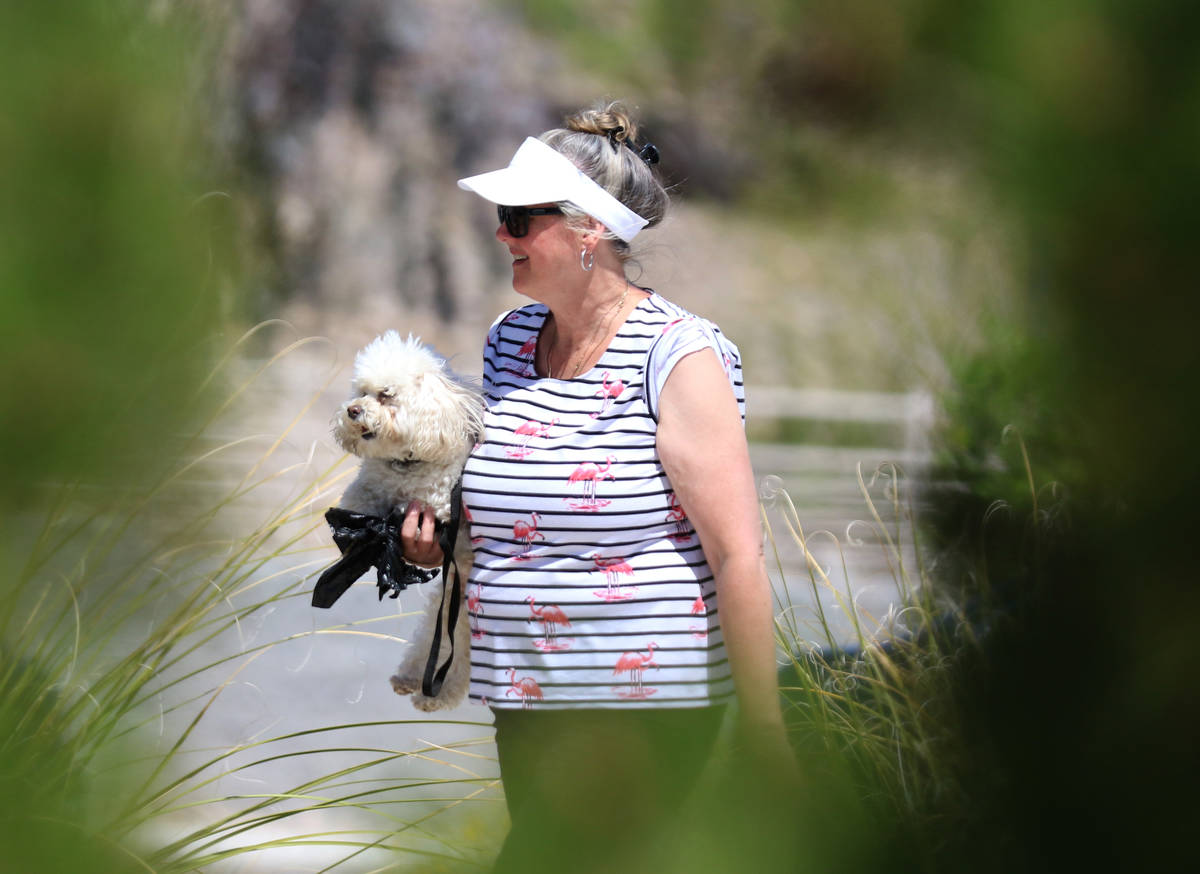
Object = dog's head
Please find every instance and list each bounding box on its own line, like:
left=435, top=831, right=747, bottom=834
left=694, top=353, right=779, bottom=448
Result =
left=333, top=332, right=483, bottom=465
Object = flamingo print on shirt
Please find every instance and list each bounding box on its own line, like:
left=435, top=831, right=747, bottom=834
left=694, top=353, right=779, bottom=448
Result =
left=511, top=512, right=544, bottom=561
left=665, top=492, right=692, bottom=543
left=591, top=371, right=625, bottom=418
left=502, top=336, right=537, bottom=377
left=464, top=296, right=745, bottom=708
left=566, top=456, right=616, bottom=511
left=689, top=595, right=708, bottom=640
left=506, top=418, right=558, bottom=459
left=527, top=596, right=572, bottom=651
left=591, top=553, right=638, bottom=601
left=612, top=643, right=659, bottom=699
left=505, top=668, right=544, bottom=709
left=468, top=584, right=485, bottom=639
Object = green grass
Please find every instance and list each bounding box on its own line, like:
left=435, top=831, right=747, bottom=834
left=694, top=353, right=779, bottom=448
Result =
left=747, top=416, right=908, bottom=448
left=765, top=461, right=979, bottom=869
left=0, top=330, right=501, bottom=872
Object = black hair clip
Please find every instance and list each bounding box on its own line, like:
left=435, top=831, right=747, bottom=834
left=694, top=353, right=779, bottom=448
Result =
left=637, top=142, right=660, bottom=166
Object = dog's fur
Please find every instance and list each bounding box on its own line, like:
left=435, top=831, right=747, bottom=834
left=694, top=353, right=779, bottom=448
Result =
left=332, top=331, right=482, bottom=711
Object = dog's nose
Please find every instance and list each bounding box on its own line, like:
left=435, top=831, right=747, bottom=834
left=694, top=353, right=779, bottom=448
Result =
left=347, top=404, right=362, bottom=420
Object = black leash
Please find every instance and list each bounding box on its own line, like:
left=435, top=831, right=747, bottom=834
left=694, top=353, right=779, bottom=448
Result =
left=421, top=479, right=463, bottom=697
left=311, top=482, right=465, bottom=698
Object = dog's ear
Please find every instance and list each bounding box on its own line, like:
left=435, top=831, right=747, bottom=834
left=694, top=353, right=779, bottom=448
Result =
left=442, top=373, right=485, bottom=441
left=408, top=370, right=484, bottom=457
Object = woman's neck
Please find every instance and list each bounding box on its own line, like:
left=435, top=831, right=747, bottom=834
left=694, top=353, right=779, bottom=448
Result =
left=549, top=271, right=633, bottom=343
left=539, top=271, right=647, bottom=379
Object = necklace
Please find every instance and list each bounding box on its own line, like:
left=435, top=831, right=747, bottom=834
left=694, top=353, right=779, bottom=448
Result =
left=545, top=283, right=630, bottom=380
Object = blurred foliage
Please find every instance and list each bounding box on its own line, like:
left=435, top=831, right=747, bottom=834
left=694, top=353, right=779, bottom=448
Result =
left=748, top=416, right=906, bottom=448
left=915, top=1, right=1200, bottom=870
left=1, top=0, right=246, bottom=868
left=0, top=0, right=244, bottom=509
left=916, top=0, right=1200, bottom=504
left=0, top=0, right=1194, bottom=869
left=0, top=655, right=134, bottom=874
left=500, top=0, right=972, bottom=215
left=914, top=0, right=1199, bottom=590
left=924, top=317, right=1077, bottom=618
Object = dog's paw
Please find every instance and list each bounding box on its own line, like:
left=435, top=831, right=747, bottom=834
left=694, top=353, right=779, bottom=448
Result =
left=410, top=692, right=450, bottom=712
left=389, top=672, right=420, bottom=696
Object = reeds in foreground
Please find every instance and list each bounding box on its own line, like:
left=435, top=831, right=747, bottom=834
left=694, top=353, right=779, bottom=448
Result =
left=765, top=461, right=979, bottom=870
left=0, top=332, right=500, bottom=873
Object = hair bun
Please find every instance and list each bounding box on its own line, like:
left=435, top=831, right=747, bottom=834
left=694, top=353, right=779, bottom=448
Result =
left=565, top=101, right=639, bottom=146
left=539, top=98, right=669, bottom=251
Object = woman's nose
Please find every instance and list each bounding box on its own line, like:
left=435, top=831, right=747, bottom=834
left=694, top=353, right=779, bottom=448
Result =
left=495, top=221, right=513, bottom=243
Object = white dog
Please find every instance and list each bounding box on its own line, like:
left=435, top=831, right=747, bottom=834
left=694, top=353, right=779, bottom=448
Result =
left=329, top=331, right=482, bottom=711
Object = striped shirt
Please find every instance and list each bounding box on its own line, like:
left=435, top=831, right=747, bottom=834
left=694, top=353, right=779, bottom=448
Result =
left=462, top=292, right=745, bottom=709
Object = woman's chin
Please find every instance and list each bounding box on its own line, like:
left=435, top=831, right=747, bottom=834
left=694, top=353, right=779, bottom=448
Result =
left=512, top=276, right=539, bottom=300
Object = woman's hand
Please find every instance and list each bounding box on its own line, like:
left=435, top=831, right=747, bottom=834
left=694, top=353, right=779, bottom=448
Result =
left=401, top=501, right=444, bottom=569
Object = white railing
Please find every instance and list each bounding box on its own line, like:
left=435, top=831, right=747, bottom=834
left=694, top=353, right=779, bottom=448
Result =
left=747, top=387, right=933, bottom=426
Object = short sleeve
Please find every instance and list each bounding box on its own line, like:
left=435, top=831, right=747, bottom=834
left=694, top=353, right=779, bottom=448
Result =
left=645, top=316, right=745, bottom=423
left=480, top=311, right=507, bottom=390
left=486, top=308, right=516, bottom=345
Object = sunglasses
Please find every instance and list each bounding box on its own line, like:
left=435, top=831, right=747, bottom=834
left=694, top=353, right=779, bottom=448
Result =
left=497, top=204, right=563, bottom=237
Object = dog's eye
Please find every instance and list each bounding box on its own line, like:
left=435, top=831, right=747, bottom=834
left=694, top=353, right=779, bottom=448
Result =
left=377, top=389, right=394, bottom=400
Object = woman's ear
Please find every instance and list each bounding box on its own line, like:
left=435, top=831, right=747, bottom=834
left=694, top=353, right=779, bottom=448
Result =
left=580, top=216, right=606, bottom=244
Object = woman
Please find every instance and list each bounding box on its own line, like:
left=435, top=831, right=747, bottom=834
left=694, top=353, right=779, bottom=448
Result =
left=401, top=102, right=792, bottom=872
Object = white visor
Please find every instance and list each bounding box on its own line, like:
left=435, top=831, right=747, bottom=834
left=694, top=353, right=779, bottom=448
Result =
left=457, top=137, right=649, bottom=243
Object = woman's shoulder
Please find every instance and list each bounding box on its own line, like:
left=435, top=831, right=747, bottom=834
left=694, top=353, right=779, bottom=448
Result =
left=636, top=293, right=737, bottom=356
left=491, top=303, right=545, bottom=328
left=636, top=291, right=694, bottom=325
left=486, top=303, right=546, bottom=342
left=639, top=292, right=743, bottom=418
left=635, top=292, right=728, bottom=338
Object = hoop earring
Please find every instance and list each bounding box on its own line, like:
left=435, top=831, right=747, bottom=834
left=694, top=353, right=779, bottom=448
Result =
left=580, top=247, right=595, bottom=272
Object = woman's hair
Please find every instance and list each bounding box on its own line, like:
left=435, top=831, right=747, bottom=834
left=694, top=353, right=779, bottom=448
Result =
left=539, top=100, right=669, bottom=262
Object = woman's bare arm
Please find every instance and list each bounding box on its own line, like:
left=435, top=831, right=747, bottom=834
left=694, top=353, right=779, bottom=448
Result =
left=656, top=348, right=785, bottom=732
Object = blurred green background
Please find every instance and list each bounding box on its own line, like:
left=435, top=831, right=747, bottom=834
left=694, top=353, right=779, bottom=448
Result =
left=1, top=3, right=241, bottom=871
left=0, top=1, right=247, bottom=508
left=3, top=0, right=1197, bottom=870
